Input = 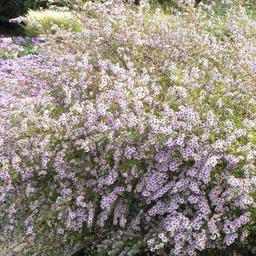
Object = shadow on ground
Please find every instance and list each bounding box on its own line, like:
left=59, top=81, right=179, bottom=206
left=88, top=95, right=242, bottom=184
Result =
left=72, top=248, right=85, bottom=256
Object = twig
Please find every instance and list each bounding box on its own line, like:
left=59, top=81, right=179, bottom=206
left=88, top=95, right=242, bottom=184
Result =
left=103, top=39, right=129, bottom=70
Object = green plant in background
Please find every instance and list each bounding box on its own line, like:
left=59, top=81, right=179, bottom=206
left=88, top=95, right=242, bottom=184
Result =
left=23, top=9, right=82, bottom=36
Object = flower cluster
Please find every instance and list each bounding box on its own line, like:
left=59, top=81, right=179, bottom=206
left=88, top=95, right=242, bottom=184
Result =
left=0, top=36, right=40, bottom=59
left=0, top=1, right=256, bottom=255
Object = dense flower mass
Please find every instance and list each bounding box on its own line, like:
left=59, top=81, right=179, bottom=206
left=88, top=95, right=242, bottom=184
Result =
left=0, top=36, right=40, bottom=59
left=0, top=1, right=256, bottom=255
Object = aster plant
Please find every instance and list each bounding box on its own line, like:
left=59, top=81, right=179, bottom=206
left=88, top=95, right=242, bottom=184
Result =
left=0, top=0, right=256, bottom=255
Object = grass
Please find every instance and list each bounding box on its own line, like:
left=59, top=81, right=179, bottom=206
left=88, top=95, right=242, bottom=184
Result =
left=23, top=9, right=82, bottom=36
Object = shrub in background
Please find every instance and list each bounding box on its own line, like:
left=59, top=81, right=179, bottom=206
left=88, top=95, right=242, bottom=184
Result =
left=0, top=0, right=71, bottom=20
left=0, top=1, right=256, bottom=256
left=0, top=0, right=46, bottom=20
left=25, top=0, right=40, bottom=9
left=0, top=0, right=24, bottom=19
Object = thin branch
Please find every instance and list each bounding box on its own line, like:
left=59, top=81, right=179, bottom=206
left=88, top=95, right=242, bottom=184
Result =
left=103, top=39, right=129, bottom=70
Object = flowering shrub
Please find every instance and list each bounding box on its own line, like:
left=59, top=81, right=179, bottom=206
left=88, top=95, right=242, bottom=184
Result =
left=0, top=1, right=256, bottom=255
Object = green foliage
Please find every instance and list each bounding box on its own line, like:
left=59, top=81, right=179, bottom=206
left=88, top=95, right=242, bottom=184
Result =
left=18, top=40, right=39, bottom=56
